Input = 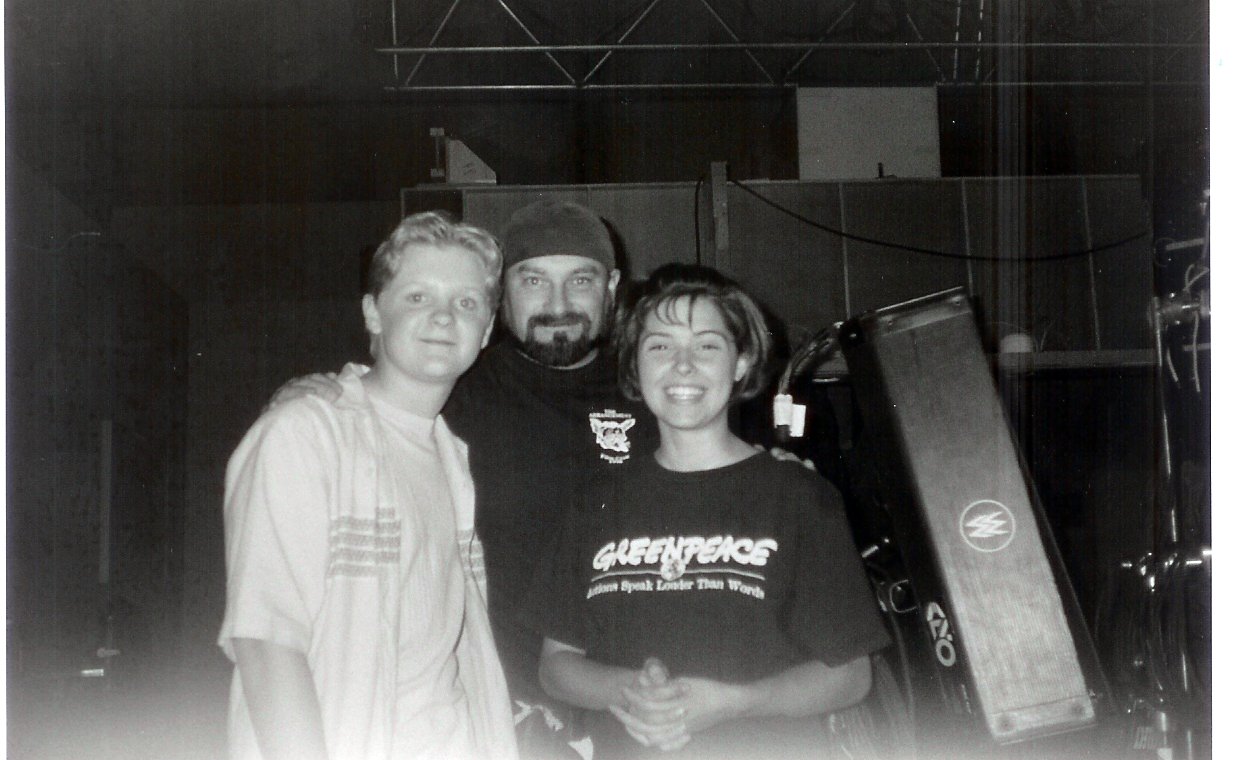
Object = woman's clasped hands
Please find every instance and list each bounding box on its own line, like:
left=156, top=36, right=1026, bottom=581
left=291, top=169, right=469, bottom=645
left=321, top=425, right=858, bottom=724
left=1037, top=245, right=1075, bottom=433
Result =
left=608, top=658, right=746, bottom=753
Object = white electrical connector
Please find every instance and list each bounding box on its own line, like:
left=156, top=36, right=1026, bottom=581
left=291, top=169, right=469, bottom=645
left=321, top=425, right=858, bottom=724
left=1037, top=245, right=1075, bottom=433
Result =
left=789, top=404, right=806, bottom=438
left=774, top=394, right=807, bottom=437
left=773, top=394, right=793, bottom=426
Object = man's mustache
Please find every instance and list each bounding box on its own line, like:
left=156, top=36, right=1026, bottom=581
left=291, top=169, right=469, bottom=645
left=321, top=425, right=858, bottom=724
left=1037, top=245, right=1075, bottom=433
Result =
left=528, top=313, right=591, bottom=331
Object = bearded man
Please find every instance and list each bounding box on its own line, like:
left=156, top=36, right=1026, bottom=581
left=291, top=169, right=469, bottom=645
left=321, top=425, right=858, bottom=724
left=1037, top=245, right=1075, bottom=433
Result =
left=442, top=202, right=658, bottom=747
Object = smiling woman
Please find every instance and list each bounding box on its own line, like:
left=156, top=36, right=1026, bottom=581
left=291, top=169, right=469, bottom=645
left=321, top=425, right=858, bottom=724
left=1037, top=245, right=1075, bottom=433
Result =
left=635, top=296, right=749, bottom=443
left=526, top=264, right=891, bottom=760
left=617, top=265, right=772, bottom=472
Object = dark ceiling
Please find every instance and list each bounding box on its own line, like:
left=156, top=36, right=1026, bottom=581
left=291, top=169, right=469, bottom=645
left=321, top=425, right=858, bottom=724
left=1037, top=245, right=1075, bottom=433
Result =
left=5, top=0, right=1209, bottom=108
left=3, top=0, right=1211, bottom=230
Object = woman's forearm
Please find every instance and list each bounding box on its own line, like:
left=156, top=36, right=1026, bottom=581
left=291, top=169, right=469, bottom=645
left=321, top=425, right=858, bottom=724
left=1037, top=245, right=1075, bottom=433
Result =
left=538, top=645, right=641, bottom=710
left=736, top=655, right=872, bottom=720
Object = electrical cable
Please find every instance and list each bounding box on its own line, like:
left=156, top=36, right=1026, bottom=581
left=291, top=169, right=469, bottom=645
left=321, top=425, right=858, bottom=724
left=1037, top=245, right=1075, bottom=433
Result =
left=729, top=178, right=1151, bottom=262
left=1190, top=311, right=1201, bottom=394
left=1177, top=256, right=1210, bottom=395
left=1107, top=551, right=1209, bottom=725
left=875, top=569, right=917, bottom=727
left=1160, top=556, right=1207, bottom=712
left=772, top=326, right=839, bottom=441
left=1144, top=297, right=1211, bottom=724
left=1140, top=220, right=1211, bottom=730
left=777, top=325, right=837, bottom=395
left=1163, top=346, right=1180, bottom=385
left=693, top=175, right=705, bottom=266
left=1183, top=263, right=1209, bottom=292
left=859, top=559, right=918, bottom=757
left=1110, top=568, right=1143, bottom=706
left=1150, top=204, right=1209, bottom=721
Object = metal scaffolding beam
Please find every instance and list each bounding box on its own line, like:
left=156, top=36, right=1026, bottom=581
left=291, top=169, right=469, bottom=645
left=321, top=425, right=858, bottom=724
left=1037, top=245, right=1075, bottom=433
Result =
left=377, top=41, right=1205, bottom=54
left=379, top=0, right=1207, bottom=93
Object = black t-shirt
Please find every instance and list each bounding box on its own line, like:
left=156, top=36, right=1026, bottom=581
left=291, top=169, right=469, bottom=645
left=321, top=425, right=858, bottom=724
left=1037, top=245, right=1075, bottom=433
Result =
left=443, top=337, right=658, bottom=695
left=528, top=452, right=891, bottom=760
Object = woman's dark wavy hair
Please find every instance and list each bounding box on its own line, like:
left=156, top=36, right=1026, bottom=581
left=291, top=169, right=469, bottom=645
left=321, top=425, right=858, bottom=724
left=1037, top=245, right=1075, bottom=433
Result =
left=616, top=263, right=773, bottom=403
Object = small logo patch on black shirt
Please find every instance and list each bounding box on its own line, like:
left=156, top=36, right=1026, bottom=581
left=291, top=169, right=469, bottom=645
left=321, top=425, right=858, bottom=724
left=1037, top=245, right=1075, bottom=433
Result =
left=588, top=409, right=636, bottom=464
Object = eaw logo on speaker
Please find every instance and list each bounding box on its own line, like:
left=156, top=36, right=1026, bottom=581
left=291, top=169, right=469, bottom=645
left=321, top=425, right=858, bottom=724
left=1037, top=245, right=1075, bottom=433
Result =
left=925, top=602, right=957, bottom=666
left=959, top=500, right=1015, bottom=553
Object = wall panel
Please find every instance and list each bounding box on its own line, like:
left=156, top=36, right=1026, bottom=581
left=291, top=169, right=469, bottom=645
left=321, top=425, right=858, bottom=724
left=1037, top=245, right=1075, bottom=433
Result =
left=8, top=242, right=187, bottom=674
left=1085, top=178, right=1158, bottom=350
left=433, top=175, right=1152, bottom=354
left=579, top=185, right=699, bottom=278
left=839, top=180, right=969, bottom=315
left=109, top=202, right=394, bottom=664
left=965, top=178, right=1101, bottom=351
left=724, top=182, right=848, bottom=340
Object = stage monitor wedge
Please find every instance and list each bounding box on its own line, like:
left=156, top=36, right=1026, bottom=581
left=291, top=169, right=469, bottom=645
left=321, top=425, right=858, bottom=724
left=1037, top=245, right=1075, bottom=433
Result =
left=839, top=287, right=1097, bottom=745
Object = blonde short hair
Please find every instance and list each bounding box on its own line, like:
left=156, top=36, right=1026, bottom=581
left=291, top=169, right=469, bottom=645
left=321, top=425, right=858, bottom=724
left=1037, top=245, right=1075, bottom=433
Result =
left=367, top=211, right=503, bottom=306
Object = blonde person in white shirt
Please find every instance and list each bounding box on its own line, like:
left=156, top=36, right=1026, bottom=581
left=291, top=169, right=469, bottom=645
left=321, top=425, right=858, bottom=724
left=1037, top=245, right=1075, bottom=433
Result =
left=219, top=212, right=518, bottom=760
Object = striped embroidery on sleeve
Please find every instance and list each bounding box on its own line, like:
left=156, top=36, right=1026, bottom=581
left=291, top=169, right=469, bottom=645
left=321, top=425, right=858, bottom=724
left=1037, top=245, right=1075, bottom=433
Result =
left=329, top=508, right=400, bottom=577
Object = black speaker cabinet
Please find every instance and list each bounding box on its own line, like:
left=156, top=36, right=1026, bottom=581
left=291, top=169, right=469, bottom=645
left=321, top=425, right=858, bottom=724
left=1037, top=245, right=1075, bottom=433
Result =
left=839, top=288, right=1102, bottom=748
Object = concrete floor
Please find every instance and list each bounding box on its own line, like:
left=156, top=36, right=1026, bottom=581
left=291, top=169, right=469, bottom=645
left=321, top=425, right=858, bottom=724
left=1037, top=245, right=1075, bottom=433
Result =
left=8, top=659, right=231, bottom=760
